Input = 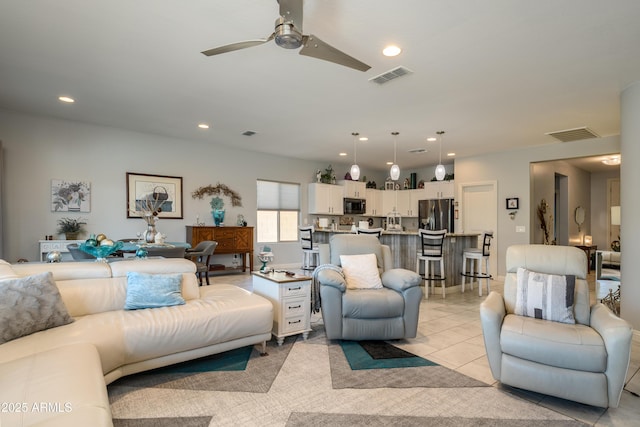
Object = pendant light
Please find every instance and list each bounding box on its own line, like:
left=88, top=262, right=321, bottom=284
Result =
left=390, top=131, right=400, bottom=181
left=435, top=131, right=446, bottom=181
left=349, top=132, right=360, bottom=181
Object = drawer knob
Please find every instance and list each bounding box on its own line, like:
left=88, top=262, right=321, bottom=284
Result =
left=288, top=286, right=302, bottom=291
left=288, top=319, right=302, bottom=325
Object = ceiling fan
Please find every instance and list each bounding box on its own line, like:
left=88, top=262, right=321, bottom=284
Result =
left=201, top=0, right=371, bottom=72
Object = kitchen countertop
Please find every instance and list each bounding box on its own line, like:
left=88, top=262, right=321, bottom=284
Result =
left=314, top=228, right=478, bottom=237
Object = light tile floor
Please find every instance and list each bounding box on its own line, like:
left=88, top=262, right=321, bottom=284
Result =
left=208, top=271, right=640, bottom=426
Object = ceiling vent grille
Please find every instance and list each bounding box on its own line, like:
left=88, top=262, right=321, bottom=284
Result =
left=242, top=130, right=256, bottom=136
left=546, top=127, right=599, bottom=142
left=369, top=66, right=413, bottom=85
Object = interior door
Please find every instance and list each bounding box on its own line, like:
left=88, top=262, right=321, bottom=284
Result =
left=459, top=181, right=498, bottom=279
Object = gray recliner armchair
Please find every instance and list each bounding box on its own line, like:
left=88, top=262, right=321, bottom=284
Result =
left=317, top=234, right=422, bottom=340
left=480, top=244, right=632, bottom=408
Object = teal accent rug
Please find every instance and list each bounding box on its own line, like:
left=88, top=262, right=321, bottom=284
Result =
left=147, top=345, right=253, bottom=374
left=340, top=340, right=437, bottom=370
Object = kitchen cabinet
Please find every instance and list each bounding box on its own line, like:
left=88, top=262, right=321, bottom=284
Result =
left=338, top=180, right=366, bottom=198
left=308, top=183, right=344, bottom=215
left=365, top=189, right=383, bottom=216
left=381, top=189, right=422, bottom=217
left=424, top=181, right=454, bottom=199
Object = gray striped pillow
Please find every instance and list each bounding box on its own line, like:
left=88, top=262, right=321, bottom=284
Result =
left=514, top=267, right=576, bottom=324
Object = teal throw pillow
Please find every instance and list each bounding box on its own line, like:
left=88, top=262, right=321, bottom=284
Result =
left=124, top=272, right=185, bottom=310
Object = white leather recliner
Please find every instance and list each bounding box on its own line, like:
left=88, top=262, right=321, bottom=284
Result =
left=480, top=244, right=632, bottom=408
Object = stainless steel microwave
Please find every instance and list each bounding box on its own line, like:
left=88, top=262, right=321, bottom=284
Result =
left=344, top=198, right=366, bottom=215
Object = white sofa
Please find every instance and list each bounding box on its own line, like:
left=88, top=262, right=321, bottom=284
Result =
left=0, top=258, right=273, bottom=427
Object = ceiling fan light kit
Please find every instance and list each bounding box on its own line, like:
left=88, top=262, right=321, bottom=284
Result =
left=274, top=17, right=302, bottom=49
left=201, top=0, right=370, bottom=72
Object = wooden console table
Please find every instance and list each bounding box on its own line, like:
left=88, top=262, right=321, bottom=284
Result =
left=185, top=226, right=254, bottom=272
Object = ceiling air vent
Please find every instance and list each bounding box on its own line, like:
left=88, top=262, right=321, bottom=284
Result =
left=546, top=127, right=599, bottom=142
left=369, top=66, right=413, bottom=85
left=408, top=148, right=427, bottom=154
left=242, top=130, right=257, bottom=136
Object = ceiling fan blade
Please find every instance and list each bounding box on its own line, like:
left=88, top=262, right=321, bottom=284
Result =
left=299, top=34, right=371, bottom=72
left=278, top=0, right=304, bottom=32
left=201, top=34, right=275, bottom=56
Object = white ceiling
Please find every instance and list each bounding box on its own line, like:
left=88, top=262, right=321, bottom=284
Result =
left=1, top=0, right=637, bottom=173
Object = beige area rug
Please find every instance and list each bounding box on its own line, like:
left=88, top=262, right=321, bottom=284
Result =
left=109, top=324, right=588, bottom=427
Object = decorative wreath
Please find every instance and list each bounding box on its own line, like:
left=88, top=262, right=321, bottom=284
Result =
left=191, top=183, right=243, bottom=207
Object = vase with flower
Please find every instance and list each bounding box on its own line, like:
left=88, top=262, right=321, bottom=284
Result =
left=211, top=196, right=225, bottom=226
left=130, top=194, right=164, bottom=243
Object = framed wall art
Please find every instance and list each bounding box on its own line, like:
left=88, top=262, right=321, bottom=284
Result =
left=51, top=180, right=91, bottom=212
left=506, top=197, right=519, bottom=210
left=126, top=173, right=183, bottom=219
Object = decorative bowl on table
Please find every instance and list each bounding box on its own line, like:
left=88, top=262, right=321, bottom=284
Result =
left=79, top=241, right=123, bottom=262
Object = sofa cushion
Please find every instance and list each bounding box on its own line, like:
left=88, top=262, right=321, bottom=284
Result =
left=0, top=272, right=74, bottom=344
left=501, top=314, right=607, bottom=372
left=515, top=267, right=576, bottom=324
left=340, top=253, right=383, bottom=289
left=342, top=287, right=404, bottom=319
left=124, top=272, right=185, bottom=310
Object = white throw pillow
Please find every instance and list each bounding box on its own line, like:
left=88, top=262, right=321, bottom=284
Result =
left=340, top=253, right=383, bottom=290
left=514, top=267, right=576, bottom=324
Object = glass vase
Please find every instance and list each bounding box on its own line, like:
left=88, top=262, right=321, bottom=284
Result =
left=144, top=224, right=156, bottom=243
left=213, top=209, right=225, bottom=227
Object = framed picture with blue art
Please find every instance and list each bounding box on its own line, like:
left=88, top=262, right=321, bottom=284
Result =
left=126, top=172, right=183, bottom=219
left=51, top=180, right=91, bottom=212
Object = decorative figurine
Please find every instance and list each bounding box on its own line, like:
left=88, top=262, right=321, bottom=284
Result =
left=46, top=251, right=62, bottom=263
left=316, top=170, right=322, bottom=183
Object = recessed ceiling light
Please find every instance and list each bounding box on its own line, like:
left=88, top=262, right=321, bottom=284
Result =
left=58, top=96, right=75, bottom=103
left=386, top=161, right=393, bottom=165
left=382, top=45, right=402, bottom=57
left=447, top=152, right=456, bottom=157
left=602, top=156, right=620, bottom=165
left=426, top=137, right=437, bottom=142
left=339, top=152, right=347, bottom=156
left=197, top=123, right=210, bottom=129
left=359, top=137, right=368, bottom=141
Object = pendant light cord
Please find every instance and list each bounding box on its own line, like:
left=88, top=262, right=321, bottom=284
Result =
left=437, top=130, right=444, bottom=164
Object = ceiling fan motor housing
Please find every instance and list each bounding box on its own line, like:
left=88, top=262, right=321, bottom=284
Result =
left=274, top=16, right=302, bottom=49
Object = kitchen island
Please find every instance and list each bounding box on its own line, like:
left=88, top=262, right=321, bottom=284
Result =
left=315, top=229, right=480, bottom=292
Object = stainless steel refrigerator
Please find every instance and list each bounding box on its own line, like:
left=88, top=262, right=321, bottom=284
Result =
left=418, top=199, right=454, bottom=233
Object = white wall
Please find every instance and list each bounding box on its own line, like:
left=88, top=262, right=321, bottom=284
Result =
left=454, top=135, right=620, bottom=277
left=590, top=170, right=620, bottom=250
left=0, top=109, right=355, bottom=266
left=531, top=160, right=591, bottom=246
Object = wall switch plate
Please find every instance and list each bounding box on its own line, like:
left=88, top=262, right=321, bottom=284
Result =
left=516, top=226, right=526, bottom=233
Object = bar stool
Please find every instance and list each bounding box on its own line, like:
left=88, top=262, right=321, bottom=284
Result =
left=461, top=231, right=493, bottom=296
left=299, top=225, right=319, bottom=270
left=356, top=227, right=383, bottom=238
left=416, top=229, right=447, bottom=299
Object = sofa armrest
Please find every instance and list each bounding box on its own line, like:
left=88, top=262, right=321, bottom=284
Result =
left=381, top=268, right=422, bottom=292
left=590, top=303, right=633, bottom=408
left=318, top=269, right=346, bottom=292
left=480, top=291, right=507, bottom=380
